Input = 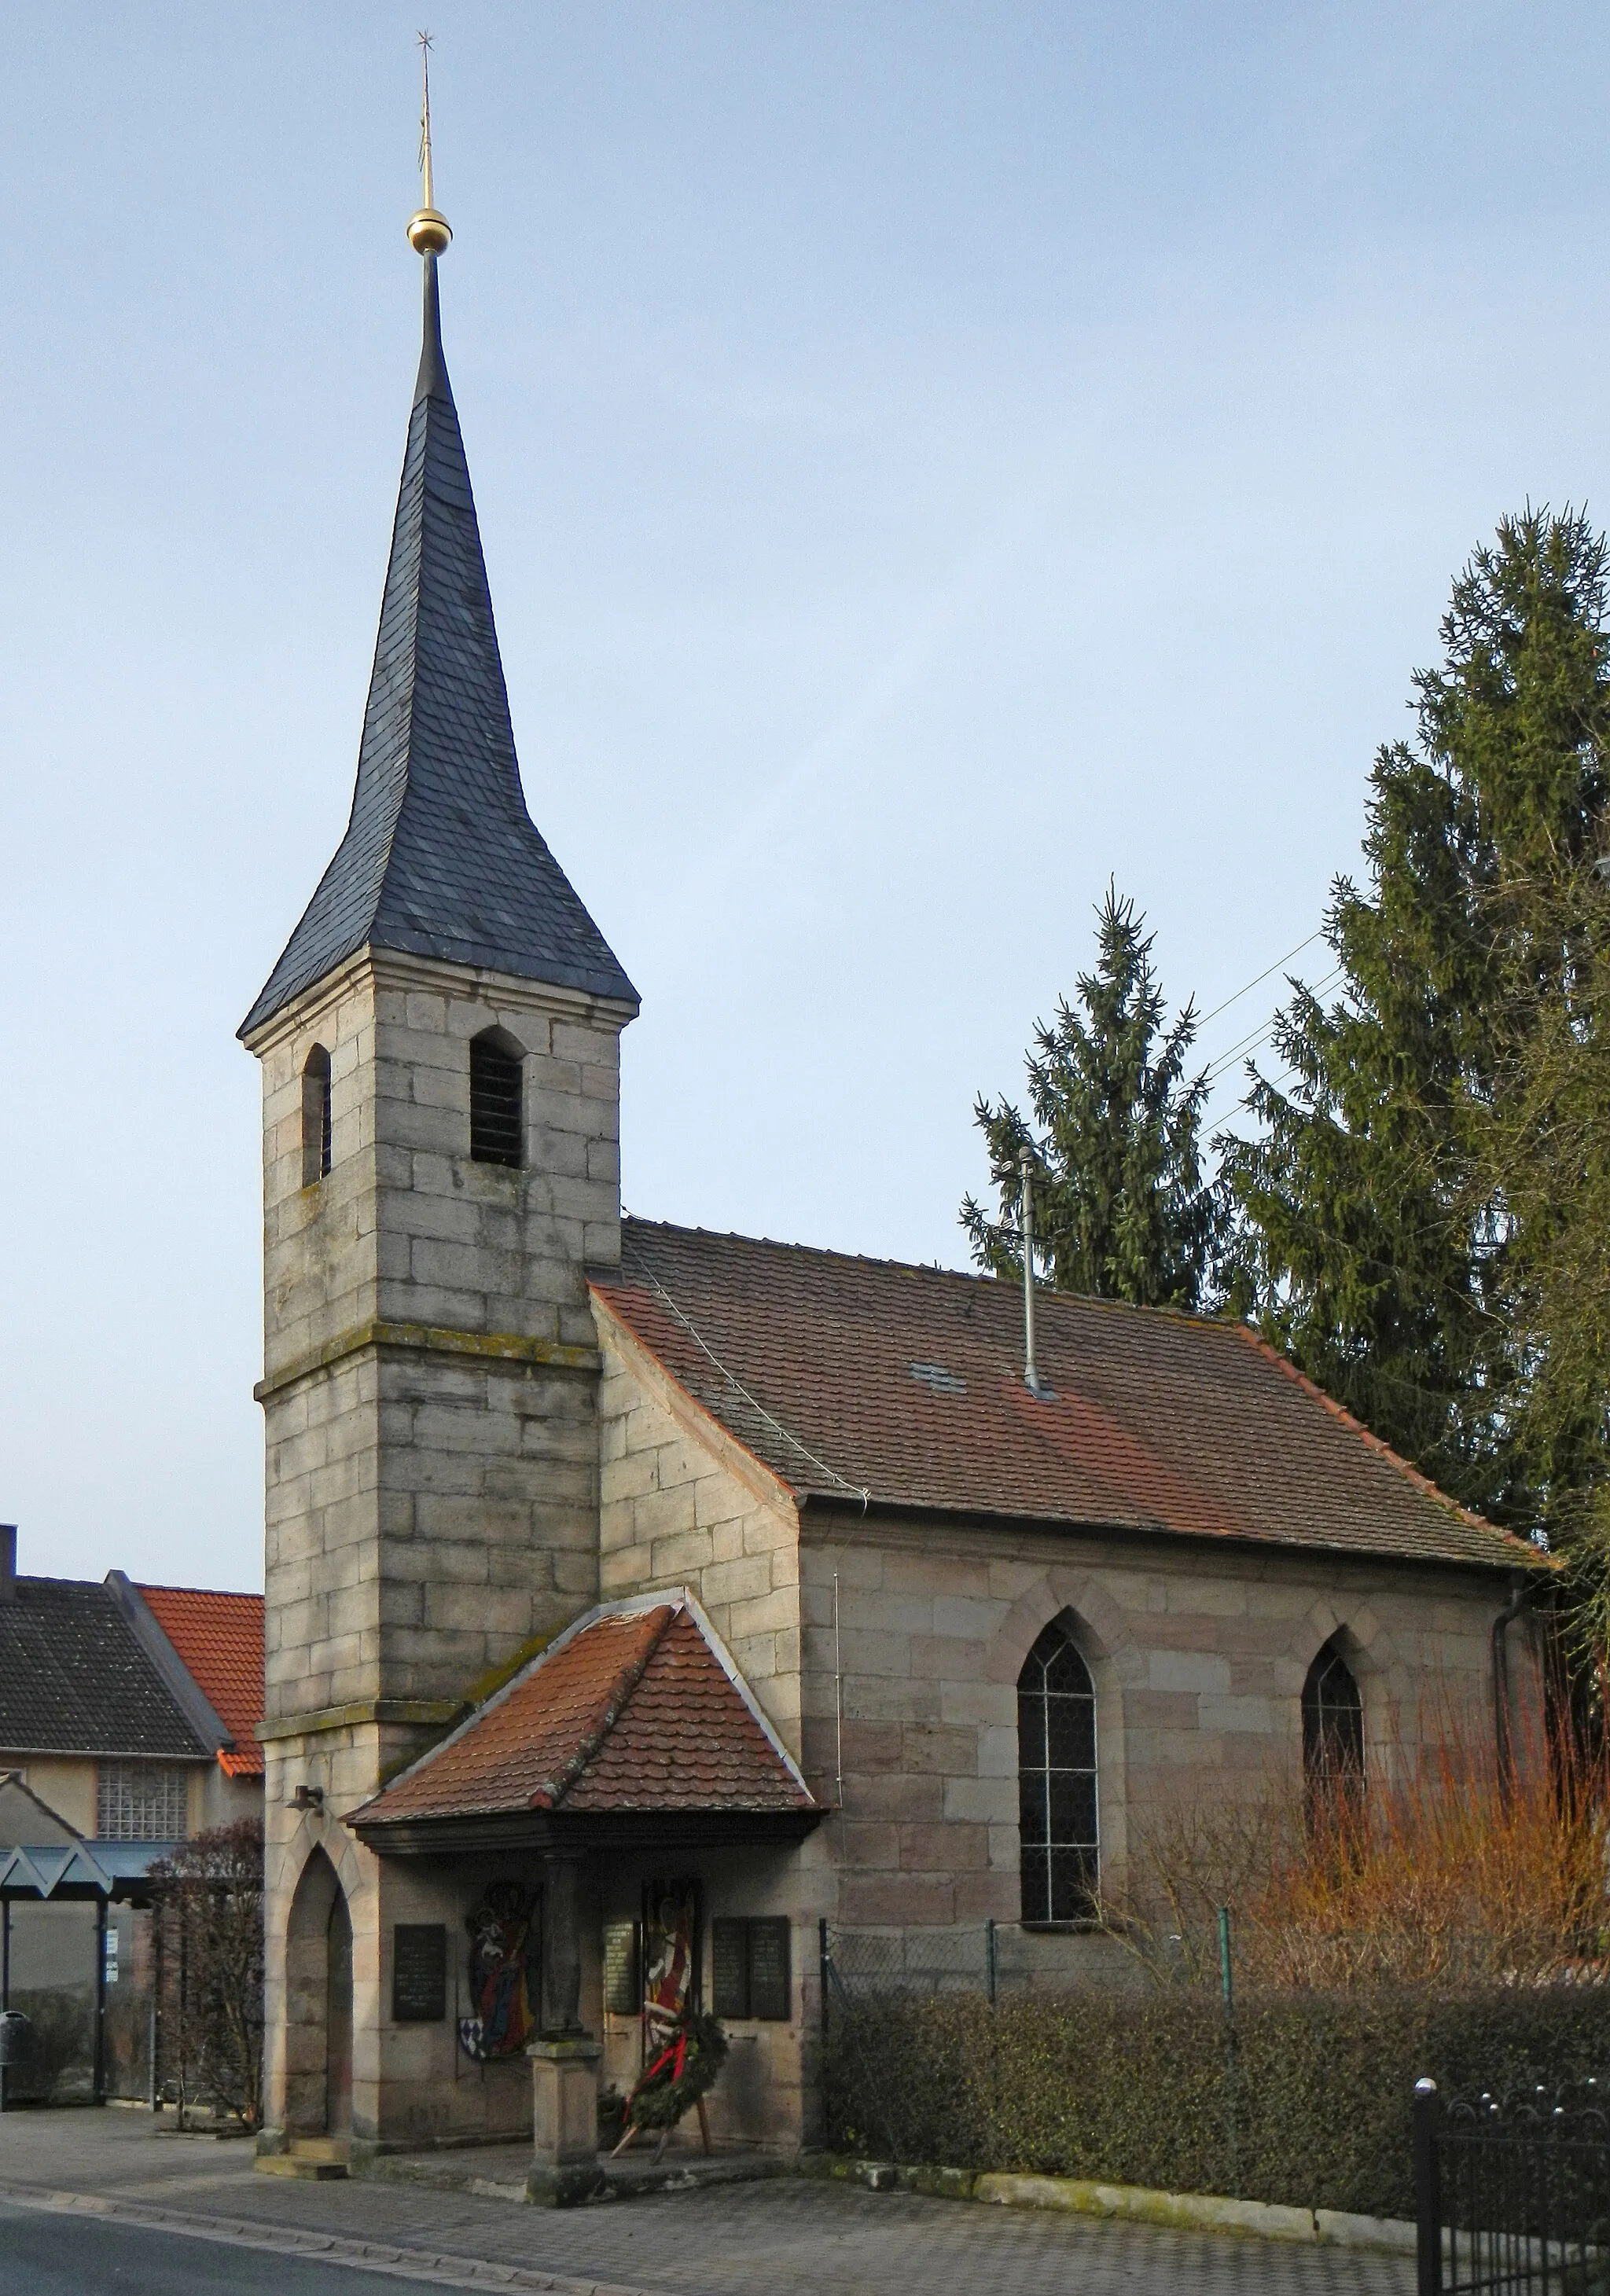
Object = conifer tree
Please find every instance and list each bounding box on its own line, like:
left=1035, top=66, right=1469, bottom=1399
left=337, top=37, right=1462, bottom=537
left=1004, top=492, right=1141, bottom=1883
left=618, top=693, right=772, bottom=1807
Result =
left=962, top=887, right=1220, bottom=1310
left=1219, top=508, right=1610, bottom=1537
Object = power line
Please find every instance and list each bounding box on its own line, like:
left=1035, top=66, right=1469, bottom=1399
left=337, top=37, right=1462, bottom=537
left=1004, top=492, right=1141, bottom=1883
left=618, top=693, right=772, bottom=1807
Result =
left=1194, top=931, right=1326, bottom=1031
left=1201, top=968, right=1344, bottom=1088
left=624, top=1240, right=871, bottom=1509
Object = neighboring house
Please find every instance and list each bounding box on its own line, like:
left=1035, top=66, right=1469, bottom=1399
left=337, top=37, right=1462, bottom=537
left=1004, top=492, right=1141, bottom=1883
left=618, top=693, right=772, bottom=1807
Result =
left=136, top=1583, right=267, bottom=1798
left=241, top=204, right=1546, bottom=2166
left=0, top=1526, right=264, bottom=2105
left=0, top=1527, right=264, bottom=1843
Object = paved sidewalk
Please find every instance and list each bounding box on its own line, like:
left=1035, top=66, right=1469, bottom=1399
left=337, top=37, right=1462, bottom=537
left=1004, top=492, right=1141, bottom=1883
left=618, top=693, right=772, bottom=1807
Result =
left=0, top=2107, right=1414, bottom=2296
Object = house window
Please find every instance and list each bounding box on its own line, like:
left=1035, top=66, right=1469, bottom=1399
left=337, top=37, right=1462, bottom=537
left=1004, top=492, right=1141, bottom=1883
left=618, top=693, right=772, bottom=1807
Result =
left=469, top=1030, right=523, bottom=1167
left=302, top=1045, right=333, bottom=1185
left=1302, top=1640, right=1364, bottom=1811
left=1018, top=1620, right=1098, bottom=1923
left=97, top=1762, right=189, bottom=1842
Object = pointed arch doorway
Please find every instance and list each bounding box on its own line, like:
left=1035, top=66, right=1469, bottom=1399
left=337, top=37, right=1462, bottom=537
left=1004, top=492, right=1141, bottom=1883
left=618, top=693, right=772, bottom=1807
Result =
left=284, top=1848, right=353, bottom=2138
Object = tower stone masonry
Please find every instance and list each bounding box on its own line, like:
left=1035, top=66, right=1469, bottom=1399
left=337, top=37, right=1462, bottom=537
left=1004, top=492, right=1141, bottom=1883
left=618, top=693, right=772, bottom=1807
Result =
left=241, top=246, right=637, bottom=2146
left=252, top=956, right=625, bottom=1721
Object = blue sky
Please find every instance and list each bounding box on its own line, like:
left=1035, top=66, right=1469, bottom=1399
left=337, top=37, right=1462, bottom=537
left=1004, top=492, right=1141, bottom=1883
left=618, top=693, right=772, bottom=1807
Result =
left=3, top=2, right=1608, bottom=1588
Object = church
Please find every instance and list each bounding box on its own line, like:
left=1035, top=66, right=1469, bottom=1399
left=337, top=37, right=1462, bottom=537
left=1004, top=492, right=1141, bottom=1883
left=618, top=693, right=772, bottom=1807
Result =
left=241, top=171, right=1542, bottom=2186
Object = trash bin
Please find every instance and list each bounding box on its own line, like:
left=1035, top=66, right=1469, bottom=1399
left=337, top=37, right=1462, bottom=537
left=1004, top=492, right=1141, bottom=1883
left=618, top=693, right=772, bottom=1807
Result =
left=0, top=2010, right=34, bottom=2065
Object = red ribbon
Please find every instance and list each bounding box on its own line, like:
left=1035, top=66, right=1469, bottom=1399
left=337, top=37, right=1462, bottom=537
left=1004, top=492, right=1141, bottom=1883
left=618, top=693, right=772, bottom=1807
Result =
left=627, top=2026, right=689, bottom=2118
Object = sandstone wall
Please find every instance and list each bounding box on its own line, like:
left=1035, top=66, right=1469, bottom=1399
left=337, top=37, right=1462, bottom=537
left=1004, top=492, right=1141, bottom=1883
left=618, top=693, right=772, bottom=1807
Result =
left=594, top=1306, right=803, bottom=1755
left=250, top=950, right=632, bottom=2146
left=798, top=1509, right=1529, bottom=1938
left=251, top=951, right=631, bottom=1724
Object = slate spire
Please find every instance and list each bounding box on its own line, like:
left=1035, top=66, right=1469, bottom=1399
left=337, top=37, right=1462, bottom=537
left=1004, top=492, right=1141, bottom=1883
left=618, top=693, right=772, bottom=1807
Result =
left=240, top=248, right=636, bottom=1038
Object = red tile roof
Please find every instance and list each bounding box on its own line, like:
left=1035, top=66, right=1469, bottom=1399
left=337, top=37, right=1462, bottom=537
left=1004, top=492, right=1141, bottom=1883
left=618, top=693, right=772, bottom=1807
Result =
left=592, top=1220, right=1537, bottom=1574
left=358, top=1600, right=814, bottom=1826
left=138, top=1586, right=266, bottom=1778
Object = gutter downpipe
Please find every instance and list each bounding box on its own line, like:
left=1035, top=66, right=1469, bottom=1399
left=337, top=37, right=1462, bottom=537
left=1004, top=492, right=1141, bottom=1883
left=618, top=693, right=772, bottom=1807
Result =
left=1492, top=1574, right=1529, bottom=1809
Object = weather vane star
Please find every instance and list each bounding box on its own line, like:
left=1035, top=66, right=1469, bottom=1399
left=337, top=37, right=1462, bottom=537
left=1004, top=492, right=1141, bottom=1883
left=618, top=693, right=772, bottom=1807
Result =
left=407, top=28, right=451, bottom=258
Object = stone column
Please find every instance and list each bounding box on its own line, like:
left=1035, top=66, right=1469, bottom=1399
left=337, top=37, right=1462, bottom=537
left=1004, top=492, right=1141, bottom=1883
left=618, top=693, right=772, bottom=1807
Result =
left=539, top=1850, right=586, bottom=2037
left=526, top=1850, right=602, bottom=2205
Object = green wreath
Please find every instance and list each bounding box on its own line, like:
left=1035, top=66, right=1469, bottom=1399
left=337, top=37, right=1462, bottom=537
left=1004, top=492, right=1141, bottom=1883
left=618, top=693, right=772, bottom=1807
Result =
left=625, top=2009, right=729, bottom=2132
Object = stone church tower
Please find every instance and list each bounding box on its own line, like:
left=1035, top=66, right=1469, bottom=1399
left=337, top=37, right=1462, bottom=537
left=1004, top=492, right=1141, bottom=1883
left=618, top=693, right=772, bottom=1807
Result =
left=240, top=204, right=637, bottom=2144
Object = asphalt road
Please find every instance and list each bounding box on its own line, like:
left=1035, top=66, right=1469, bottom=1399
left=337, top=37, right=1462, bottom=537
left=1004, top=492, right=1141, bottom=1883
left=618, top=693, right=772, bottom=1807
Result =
left=0, top=2110, right=1417, bottom=2296
left=0, top=2201, right=466, bottom=2295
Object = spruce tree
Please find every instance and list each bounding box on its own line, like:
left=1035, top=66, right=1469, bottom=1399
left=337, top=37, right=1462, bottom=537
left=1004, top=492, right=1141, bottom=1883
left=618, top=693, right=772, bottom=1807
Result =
left=1219, top=507, right=1610, bottom=1535
left=962, top=887, right=1220, bottom=1310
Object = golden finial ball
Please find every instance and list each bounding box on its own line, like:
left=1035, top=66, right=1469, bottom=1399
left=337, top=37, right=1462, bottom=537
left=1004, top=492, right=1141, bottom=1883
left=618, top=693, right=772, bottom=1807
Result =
left=407, top=208, right=452, bottom=256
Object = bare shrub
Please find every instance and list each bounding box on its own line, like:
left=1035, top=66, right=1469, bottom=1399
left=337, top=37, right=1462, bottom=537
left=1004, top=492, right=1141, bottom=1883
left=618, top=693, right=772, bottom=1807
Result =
left=149, top=1819, right=263, bottom=2128
left=1102, top=1699, right=1610, bottom=1991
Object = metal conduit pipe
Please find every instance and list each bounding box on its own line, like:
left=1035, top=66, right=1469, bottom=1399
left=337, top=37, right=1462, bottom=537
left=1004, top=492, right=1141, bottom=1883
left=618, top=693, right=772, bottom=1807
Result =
left=1491, top=1575, right=1529, bottom=1806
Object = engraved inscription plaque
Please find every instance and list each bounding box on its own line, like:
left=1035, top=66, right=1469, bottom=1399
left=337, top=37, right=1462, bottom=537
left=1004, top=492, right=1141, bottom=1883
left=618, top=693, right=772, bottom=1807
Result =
left=711, top=1918, right=748, bottom=2019
left=747, top=1918, right=790, bottom=2021
left=603, top=1919, right=639, bottom=2017
left=709, top=1917, right=791, bottom=2020
left=392, top=1923, right=447, bottom=2023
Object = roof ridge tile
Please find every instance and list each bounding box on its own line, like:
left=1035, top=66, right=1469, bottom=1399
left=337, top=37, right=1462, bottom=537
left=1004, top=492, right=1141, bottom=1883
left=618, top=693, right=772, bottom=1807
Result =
left=536, top=1604, right=676, bottom=1809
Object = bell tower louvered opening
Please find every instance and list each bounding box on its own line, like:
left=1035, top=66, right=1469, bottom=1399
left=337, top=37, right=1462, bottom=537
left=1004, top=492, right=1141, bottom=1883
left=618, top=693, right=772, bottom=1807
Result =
left=469, top=1029, right=523, bottom=1166
left=302, top=1046, right=333, bottom=1186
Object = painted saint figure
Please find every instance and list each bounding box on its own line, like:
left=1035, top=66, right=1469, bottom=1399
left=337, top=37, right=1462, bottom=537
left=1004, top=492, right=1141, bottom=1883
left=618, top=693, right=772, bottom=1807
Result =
left=458, top=1881, right=535, bottom=2062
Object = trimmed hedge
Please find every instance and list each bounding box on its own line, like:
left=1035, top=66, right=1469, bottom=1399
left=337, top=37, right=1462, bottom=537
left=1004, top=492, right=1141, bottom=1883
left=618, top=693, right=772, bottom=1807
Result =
left=824, top=1988, right=1610, bottom=2221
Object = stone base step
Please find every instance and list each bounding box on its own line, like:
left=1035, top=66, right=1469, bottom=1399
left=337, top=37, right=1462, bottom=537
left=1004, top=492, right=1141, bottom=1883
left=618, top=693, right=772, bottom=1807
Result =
left=255, top=2137, right=351, bottom=2180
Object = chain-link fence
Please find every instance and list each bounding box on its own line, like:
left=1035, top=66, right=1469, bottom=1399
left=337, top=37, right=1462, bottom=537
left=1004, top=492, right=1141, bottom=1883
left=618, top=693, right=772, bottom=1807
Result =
left=822, top=1919, right=1137, bottom=2005
left=825, top=1921, right=1610, bottom=2010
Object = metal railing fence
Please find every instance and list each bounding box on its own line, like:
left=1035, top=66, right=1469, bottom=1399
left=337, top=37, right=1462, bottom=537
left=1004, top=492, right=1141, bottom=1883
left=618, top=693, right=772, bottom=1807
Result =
left=1413, top=2079, right=1610, bottom=2295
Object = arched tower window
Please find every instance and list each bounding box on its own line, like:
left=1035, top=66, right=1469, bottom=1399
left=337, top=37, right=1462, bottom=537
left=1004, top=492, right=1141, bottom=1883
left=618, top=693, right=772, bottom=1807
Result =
left=469, top=1030, right=524, bottom=1167
left=1018, top=1619, right=1098, bottom=1923
left=301, top=1045, right=332, bottom=1186
left=1302, top=1640, right=1364, bottom=1809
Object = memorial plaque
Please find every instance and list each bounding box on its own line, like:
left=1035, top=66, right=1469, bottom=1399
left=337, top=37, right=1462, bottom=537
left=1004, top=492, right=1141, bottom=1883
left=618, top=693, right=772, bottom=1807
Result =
left=709, top=1918, right=791, bottom=2020
left=746, top=1919, right=790, bottom=2021
left=603, top=1920, right=639, bottom=2017
left=711, top=1919, right=748, bottom=2019
left=392, top=1924, right=447, bottom=2023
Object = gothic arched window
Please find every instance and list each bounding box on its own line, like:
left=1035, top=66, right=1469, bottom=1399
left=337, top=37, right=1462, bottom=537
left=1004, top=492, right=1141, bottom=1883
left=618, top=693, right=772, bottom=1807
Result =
left=302, top=1045, right=332, bottom=1186
left=1302, top=1640, right=1364, bottom=1809
left=1018, top=1620, right=1098, bottom=1923
left=469, top=1030, right=524, bottom=1167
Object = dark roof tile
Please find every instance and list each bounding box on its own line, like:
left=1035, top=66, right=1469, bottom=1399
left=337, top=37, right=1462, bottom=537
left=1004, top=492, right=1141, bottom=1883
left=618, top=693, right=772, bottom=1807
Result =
left=591, top=1220, right=1535, bottom=1574
left=241, top=257, right=635, bottom=1039
left=0, top=1579, right=211, bottom=1760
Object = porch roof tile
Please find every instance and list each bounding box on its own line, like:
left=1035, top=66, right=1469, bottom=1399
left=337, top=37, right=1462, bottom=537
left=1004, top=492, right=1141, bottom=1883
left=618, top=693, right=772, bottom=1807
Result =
left=355, top=1599, right=814, bottom=1827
